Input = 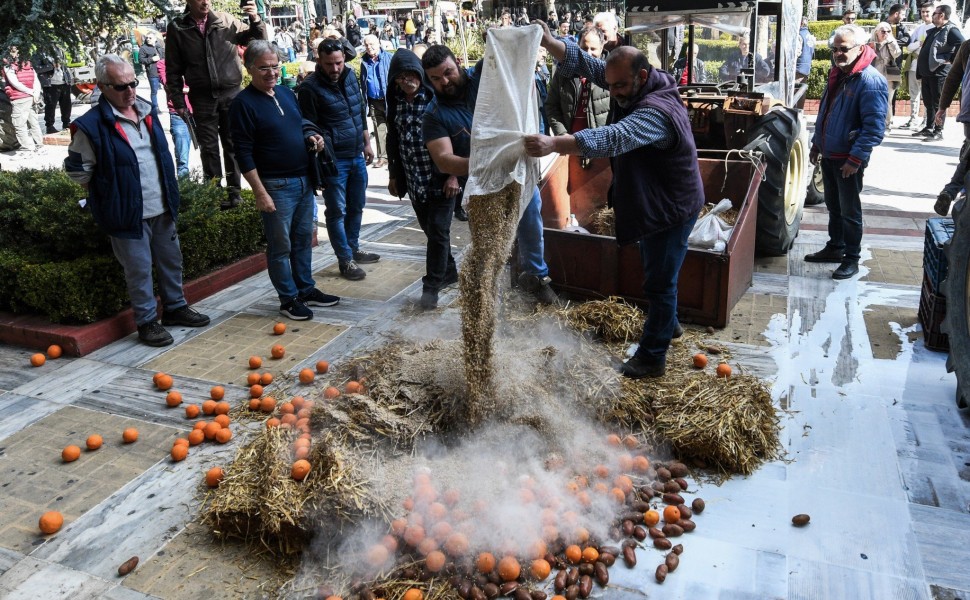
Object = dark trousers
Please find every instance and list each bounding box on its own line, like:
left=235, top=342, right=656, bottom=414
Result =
left=943, top=122, right=970, bottom=197
left=42, top=84, right=72, bottom=130
left=367, top=97, right=387, bottom=160
left=413, top=194, right=457, bottom=292
left=188, top=90, right=241, bottom=193
left=820, top=157, right=866, bottom=263
left=634, top=215, right=697, bottom=365
left=920, top=74, right=946, bottom=132
left=405, top=34, right=416, bottom=49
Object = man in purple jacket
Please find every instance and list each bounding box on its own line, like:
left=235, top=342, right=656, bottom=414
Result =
left=525, top=23, right=703, bottom=380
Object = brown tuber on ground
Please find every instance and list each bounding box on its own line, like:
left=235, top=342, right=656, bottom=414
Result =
left=792, top=514, right=811, bottom=527
left=117, top=556, right=139, bottom=576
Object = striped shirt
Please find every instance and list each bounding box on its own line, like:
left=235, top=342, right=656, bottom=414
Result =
left=557, top=41, right=677, bottom=158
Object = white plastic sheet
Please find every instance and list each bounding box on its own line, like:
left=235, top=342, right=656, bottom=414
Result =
left=464, top=25, right=542, bottom=217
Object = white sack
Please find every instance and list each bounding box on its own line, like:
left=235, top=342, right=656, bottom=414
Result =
left=464, top=25, right=542, bottom=217
left=688, top=198, right=735, bottom=250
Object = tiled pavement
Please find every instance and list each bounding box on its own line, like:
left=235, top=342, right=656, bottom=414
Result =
left=1, top=114, right=969, bottom=598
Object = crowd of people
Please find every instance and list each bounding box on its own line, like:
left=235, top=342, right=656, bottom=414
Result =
left=3, top=2, right=969, bottom=380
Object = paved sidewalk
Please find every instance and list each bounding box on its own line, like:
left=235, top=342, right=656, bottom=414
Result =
left=0, top=102, right=968, bottom=599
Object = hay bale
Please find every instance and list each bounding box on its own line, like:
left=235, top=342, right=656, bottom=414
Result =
left=650, top=375, right=781, bottom=476
left=561, top=297, right=644, bottom=345
left=202, top=426, right=386, bottom=556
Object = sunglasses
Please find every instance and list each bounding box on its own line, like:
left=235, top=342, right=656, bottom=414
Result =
left=830, top=44, right=859, bottom=53
left=106, top=79, right=139, bottom=91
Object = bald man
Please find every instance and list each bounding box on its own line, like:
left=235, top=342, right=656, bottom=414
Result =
left=525, top=23, right=703, bottom=380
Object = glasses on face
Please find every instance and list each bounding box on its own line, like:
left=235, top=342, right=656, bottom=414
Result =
left=933, top=11, right=943, bottom=16
left=830, top=44, right=859, bottom=54
left=106, top=80, right=139, bottom=91
left=256, top=65, right=281, bottom=73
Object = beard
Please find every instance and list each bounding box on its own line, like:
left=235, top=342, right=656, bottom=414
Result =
left=437, top=69, right=467, bottom=99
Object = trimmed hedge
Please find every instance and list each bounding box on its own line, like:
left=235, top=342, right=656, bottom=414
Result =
left=0, top=170, right=266, bottom=324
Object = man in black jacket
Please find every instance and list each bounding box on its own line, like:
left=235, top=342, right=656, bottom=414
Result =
left=165, top=0, right=266, bottom=209
left=138, top=33, right=164, bottom=111
left=297, top=39, right=378, bottom=281
left=386, top=49, right=457, bottom=309
left=913, top=4, right=965, bottom=140
left=34, top=47, right=74, bottom=133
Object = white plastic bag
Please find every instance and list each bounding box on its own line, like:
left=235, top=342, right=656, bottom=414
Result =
left=464, top=25, right=542, bottom=217
left=688, top=198, right=734, bottom=251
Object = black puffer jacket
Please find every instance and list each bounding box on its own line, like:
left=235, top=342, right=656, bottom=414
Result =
left=297, top=66, right=367, bottom=159
left=385, top=49, right=434, bottom=198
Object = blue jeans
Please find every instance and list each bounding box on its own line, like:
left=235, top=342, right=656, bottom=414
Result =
left=634, top=215, right=697, bottom=364
left=516, top=186, right=549, bottom=277
left=109, top=213, right=187, bottom=326
left=260, top=176, right=316, bottom=302
left=148, top=76, right=161, bottom=111
left=820, top=157, right=865, bottom=262
left=285, top=47, right=296, bottom=62
left=169, top=113, right=190, bottom=178
left=322, top=155, right=368, bottom=263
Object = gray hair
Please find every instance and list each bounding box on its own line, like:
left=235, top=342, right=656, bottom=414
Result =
left=592, top=11, right=618, bottom=32
left=244, top=39, right=281, bottom=68
left=363, top=33, right=380, bottom=46
left=95, top=54, right=132, bottom=83
left=832, top=24, right=870, bottom=46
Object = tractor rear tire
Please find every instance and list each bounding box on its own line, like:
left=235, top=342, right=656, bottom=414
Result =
left=943, top=196, right=970, bottom=410
left=806, top=162, right=825, bottom=206
left=745, top=107, right=808, bottom=256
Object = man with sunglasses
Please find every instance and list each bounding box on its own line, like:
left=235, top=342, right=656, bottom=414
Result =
left=904, top=3, right=940, bottom=130
left=65, top=55, right=210, bottom=346
left=912, top=4, right=964, bottom=140
left=230, top=40, right=340, bottom=320
left=297, top=38, right=379, bottom=281
left=806, top=25, right=888, bottom=280
left=165, top=0, right=266, bottom=210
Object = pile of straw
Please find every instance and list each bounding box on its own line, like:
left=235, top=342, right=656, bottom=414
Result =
left=551, top=298, right=779, bottom=477
left=649, top=374, right=781, bottom=476
left=202, top=426, right=387, bottom=556
left=558, top=296, right=644, bottom=345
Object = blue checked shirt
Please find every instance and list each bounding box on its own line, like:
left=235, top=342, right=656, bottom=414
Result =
left=557, top=41, right=677, bottom=158
left=393, top=88, right=434, bottom=201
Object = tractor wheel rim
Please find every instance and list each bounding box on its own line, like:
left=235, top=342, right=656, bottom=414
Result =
left=784, top=138, right=804, bottom=226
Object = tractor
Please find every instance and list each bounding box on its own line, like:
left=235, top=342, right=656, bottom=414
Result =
left=625, top=0, right=810, bottom=256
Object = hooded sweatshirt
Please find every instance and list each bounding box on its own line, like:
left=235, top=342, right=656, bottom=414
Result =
left=812, top=44, right=888, bottom=168
left=386, top=49, right=435, bottom=199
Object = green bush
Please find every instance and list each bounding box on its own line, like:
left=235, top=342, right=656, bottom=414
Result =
left=0, top=174, right=266, bottom=324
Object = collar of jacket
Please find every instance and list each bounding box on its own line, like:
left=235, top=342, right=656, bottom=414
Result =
left=173, top=10, right=230, bottom=32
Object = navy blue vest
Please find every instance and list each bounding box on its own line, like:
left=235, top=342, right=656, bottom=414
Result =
left=609, top=68, right=704, bottom=245
left=297, top=68, right=366, bottom=159
left=73, top=98, right=180, bottom=239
